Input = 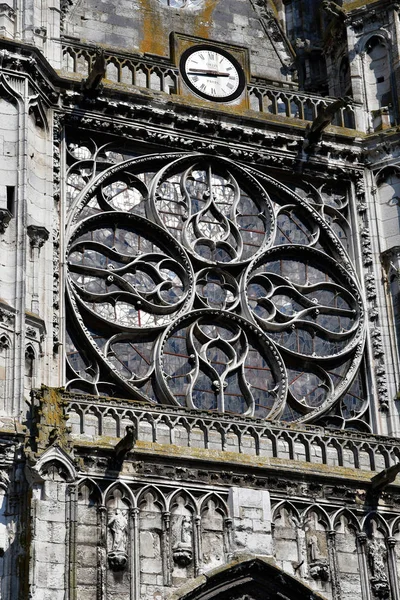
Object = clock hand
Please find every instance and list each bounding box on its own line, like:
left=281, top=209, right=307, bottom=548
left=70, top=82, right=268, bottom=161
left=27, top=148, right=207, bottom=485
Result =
left=187, top=69, right=231, bottom=77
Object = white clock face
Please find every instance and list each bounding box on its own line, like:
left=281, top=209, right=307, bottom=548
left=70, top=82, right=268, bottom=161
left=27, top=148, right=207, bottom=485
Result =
left=181, top=47, right=245, bottom=102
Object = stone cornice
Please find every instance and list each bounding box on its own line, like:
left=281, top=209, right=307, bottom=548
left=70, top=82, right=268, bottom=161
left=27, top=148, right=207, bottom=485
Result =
left=60, top=99, right=364, bottom=177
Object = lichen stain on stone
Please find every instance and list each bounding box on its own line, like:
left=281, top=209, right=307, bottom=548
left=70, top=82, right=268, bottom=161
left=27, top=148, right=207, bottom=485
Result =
left=138, top=0, right=166, bottom=56
left=137, top=0, right=219, bottom=56
left=193, top=0, right=219, bottom=39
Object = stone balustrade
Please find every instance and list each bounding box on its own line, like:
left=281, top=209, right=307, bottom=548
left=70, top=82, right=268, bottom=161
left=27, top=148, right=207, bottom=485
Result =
left=64, top=392, right=400, bottom=474
left=61, top=41, right=358, bottom=130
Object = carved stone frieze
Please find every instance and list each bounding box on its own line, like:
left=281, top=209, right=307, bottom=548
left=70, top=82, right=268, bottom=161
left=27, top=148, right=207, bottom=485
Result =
left=0, top=304, right=15, bottom=327
left=60, top=93, right=363, bottom=175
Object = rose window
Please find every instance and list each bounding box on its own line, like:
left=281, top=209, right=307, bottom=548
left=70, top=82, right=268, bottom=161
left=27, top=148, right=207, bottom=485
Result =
left=66, top=150, right=366, bottom=428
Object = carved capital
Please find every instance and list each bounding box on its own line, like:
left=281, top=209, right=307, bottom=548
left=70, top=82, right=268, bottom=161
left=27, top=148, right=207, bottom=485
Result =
left=0, top=208, right=12, bottom=233
left=27, top=225, right=49, bottom=249
left=357, top=532, right=368, bottom=545
left=387, top=537, right=397, bottom=548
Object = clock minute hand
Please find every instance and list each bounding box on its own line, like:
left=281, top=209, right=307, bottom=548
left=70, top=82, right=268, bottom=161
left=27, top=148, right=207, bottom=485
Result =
left=187, top=69, right=230, bottom=77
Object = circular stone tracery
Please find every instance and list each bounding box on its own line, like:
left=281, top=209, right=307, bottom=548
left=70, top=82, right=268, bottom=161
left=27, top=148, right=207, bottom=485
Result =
left=149, top=157, right=274, bottom=265
left=68, top=212, right=194, bottom=330
left=156, top=310, right=287, bottom=419
left=66, top=152, right=366, bottom=425
left=244, top=245, right=362, bottom=359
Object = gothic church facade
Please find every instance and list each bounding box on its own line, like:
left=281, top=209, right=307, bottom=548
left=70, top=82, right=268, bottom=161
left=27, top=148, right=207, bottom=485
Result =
left=0, top=0, right=400, bottom=598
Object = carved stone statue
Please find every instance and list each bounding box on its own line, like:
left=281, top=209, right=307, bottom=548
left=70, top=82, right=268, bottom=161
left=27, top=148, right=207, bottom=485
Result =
left=107, top=508, right=128, bottom=570
left=308, top=534, right=322, bottom=562
left=109, top=508, right=128, bottom=552
left=367, top=538, right=389, bottom=599
left=308, top=534, right=329, bottom=581
left=181, top=516, right=192, bottom=545
left=172, top=506, right=193, bottom=567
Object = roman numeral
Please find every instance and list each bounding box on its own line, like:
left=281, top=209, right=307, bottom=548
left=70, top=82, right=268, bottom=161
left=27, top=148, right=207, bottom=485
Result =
left=200, top=83, right=206, bottom=91
left=227, top=82, right=234, bottom=90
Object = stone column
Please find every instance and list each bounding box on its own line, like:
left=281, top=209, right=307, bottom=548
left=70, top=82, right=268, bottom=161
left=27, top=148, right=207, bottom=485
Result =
left=194, top=514, right=201, bottom=577
left=131, top=506, right=140, bottom=600
left=357, top=533, right=372, bottom=600
left=98, top=506, right=107, bottom=600
left=27, top=224, right=49, bottom=314
left=387, top=537, right=399, bottom=600
left=327, top=530, right=342, bottom=600
left=162, top=511, right=171, bottom=586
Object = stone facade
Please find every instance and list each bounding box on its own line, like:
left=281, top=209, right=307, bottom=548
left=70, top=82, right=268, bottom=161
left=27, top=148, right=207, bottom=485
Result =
left=0, top=0, right=400, bottom=599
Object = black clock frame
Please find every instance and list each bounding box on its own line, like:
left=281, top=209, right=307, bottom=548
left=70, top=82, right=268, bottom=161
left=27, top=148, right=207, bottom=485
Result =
left=179, top=44, right=246, bottom=103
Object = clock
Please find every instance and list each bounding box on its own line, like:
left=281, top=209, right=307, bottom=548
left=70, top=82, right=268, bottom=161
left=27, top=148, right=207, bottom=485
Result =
left=180, top=45, right=246, bottom=102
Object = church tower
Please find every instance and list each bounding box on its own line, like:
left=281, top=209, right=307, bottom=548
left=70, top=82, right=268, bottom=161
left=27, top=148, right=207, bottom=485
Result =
left=0, top=0, right=400, bottom=598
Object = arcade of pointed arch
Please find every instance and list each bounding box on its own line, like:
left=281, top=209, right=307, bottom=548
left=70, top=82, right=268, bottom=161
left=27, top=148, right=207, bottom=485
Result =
left=65, top=141, right=367, bottom=429
left=73, top=476, right=400, bottom=596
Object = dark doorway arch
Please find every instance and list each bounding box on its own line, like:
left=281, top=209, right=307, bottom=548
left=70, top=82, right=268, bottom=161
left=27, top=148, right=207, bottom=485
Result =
left=172, top=557, right=329, bottom=600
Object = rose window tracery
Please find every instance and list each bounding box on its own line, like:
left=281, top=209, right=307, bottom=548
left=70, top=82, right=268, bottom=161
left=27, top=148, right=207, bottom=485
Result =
left=66, top=149, right=367, bottom=428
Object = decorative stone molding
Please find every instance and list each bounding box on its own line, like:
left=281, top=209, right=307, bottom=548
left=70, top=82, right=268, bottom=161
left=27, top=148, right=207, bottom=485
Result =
left=60, top=91, right=363, bottom=175
left=27, top=225, right=49, bottom=250
left=0, top=208, right=12, bottom=233
left=309, top=559, right=330, bottom=581
left=25, top=312, right=46, bottom=343
left=0, top=302, right=15, bottom=327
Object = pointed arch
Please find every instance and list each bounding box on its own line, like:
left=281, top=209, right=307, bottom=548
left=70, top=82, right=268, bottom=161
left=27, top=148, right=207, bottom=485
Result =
left=136, top=484, right=166, bottom=512
left=271, top=500, right=301, bottom=524
left=35, top=446, right=76, bottom=482
left=362, top=511, right=390, bottom=538
left=199, top=492, right=229, bottom=516
left=302, top=504, right=330, bottom=529
left=167, top=488, right=197, bottom=515
left=332, top=507, right=361, bottom=533
left=77, top=477, right=102, bottom=505
left=104, top=480, right=135, bottom=507
left=0, top=73, right=23, bottom=106
left=389, top=514, right=400, bottom=537
left=170, top=556, right=329, bottom=600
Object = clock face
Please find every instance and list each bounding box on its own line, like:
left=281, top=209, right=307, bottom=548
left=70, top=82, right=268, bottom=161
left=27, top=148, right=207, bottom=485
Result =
left=180, top=45, right=246, bottom=102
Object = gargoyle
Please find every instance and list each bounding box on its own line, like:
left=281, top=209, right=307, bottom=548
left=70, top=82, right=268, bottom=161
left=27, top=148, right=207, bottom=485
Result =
left=370, top=462, right=400, bottom=493
left=82, top=49, right=106, bottom=92
left=114, top=425, right=136, bottom=463
left=321, top=0, right=347, bottom=21
left=303, top=97, right=351, bottom=152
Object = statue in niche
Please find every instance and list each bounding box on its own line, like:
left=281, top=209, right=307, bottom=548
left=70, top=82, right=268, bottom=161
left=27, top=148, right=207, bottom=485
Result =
left=309, top=534, right=323, bottom=561
left=107, top=490, right=129, bottom=571
left=181, top=516, right=192, bottom=545
left=367, top=538, right=389, bottom=599
left=109, top=508, right=128, bottom=553
left=172, top=497, right=193, bottom=567
left=307, top=520, right=329, bottom=582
